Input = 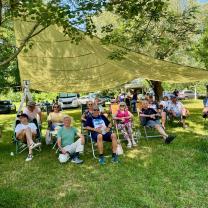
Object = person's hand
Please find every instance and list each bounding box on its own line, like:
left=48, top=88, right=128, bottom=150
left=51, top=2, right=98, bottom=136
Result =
left=95, top=128, right=102, bottom=134
left=61, top=149, right=67, bottom=154
left=121, top=118, right=125, bottom=122
left=105, top=127, right=111, bottom=133
left=150, top=114, right=156, bottom=119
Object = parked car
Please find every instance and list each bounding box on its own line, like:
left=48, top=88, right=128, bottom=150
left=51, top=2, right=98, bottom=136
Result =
left=78, top=95, right=92, bottom=105
left=38, top=101, right=53, bottom=114
left=178, top=90, right=197, bottom=100
left=58, top=93, right=80, bottom=109
left=0, top=100, right=16, bottom=114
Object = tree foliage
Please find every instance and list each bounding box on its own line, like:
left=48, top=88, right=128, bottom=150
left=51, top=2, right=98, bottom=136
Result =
left=98, top=0, right=200, bottom=99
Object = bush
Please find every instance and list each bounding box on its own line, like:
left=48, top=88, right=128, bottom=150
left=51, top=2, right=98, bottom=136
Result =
left=0, top=89, right=57, bottom=103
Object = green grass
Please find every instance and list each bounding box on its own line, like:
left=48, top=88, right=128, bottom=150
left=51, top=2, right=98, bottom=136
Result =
left=0, top=100, right=208, bottom=208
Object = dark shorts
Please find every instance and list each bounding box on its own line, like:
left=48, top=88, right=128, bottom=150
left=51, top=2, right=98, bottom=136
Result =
left=146, top=119, right=161, bottom=128
left=91, top=132, right=112, bottom=142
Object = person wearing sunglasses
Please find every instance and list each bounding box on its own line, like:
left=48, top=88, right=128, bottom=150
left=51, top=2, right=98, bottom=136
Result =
left=81, top=101, right=94, bottom=126
left=85, top=105, right=118, bottom=165
left=47, top=103, right=64, bottom=131
left=114, top=102, right=136, bottom=148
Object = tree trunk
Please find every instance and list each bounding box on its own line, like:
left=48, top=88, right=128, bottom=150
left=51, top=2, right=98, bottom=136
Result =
left=150, top=80, right=163, bottom=101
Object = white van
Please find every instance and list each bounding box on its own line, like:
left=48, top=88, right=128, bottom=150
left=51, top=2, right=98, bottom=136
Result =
left=58, top=93, right=80, bottom=109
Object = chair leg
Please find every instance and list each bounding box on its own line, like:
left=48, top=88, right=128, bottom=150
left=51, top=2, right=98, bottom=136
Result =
left=90, top=136, right=97, bottom=159
left=143, top=126, right=148, bottom=141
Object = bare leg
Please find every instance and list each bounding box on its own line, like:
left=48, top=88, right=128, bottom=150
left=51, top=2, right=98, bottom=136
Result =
left=25, top=128, right=35, bottom=154
left=161, top=111, right=166, bottom=129
left=111, top=133, right=118, bottom=153
left=155, top=125, right=168, bottom=140
left=97, top=134, right=103, bottom=154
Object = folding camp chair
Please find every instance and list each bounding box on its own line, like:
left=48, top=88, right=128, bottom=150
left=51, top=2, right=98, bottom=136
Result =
left=137, top=102, right=161, bottom=140
left=110, top=103, right=140, bottom=143
left=13, top=119, right=42, bottom=154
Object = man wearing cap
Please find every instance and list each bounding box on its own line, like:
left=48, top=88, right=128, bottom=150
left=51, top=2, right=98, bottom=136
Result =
left=15, top=113, right=41, bottom=161
left=85, top=105, right=118, bottom=165
left=23, top=101, right=42, bottom=123
left=168, top=96, right=189, bottom=128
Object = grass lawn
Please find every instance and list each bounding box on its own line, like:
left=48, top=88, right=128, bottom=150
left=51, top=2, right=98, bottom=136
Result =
left=0, top=100, right=207, bottom=208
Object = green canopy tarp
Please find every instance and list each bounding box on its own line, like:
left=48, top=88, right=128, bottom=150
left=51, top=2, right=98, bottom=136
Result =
left=14, top=20, right=208, bottom=92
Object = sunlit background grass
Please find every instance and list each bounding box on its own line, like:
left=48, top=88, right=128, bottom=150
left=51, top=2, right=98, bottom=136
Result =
left=0, top=100, right=207, bottom=208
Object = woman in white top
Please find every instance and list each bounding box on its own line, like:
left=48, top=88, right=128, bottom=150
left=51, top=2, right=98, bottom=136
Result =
left=15, top=113, right=41, bottom=161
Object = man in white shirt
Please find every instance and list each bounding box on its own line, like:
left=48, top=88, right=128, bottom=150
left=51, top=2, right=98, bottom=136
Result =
left=15, top=113, right=41, bottom=161
left=168, top=96, right=189, bottom=128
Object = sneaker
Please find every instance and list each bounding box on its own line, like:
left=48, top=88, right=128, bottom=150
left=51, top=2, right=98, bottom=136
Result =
left=127, top=142, right=132, bottom=148
left=165, top=135, right=176, bottom=144
left=132, top=140, right=137, bottom=147
left=30, top=142, right=41, bottom=150
left=71, top=157, right=83, bottom=164
left=183, top=125, right=188, bottom=129
left=25, top=154, right=33, bottom=162
left=111, top=155, right=119, bottom=163
left=98, top=156, right=105, bottom=165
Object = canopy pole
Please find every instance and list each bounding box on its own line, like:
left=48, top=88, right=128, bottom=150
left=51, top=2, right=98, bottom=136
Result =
left=17, top=80, right=32, bottom=115
left=194, top=85, right=197, bottom=100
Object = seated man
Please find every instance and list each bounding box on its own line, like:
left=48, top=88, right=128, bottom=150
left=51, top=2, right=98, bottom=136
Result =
left=202, top=96, right=208, bottom=118
left=85, top=105, right=118, bottom=165
left=57, top=115, right=84, bottom=164
left=139, top=101, right=176, bottom=144
left=168, top=96, right=189, bottom=128
left=15, top=113, right=41, bottom=161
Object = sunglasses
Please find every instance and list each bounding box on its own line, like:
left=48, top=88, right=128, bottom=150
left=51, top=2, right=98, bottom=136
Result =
left=88, top=104, right=93, bottom=106
left=120, top=105, right=125, bottom=107
left=93, top=109, right=99, bottom=111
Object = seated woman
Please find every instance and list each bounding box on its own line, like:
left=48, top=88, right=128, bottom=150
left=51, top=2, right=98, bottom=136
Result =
left=139, top=101, right=176, bottom=144
left=15, top=113, right=41, bottom=161
left=114, top=102, right=137, bottom=148
left=47, top=103, right=64, bottom=131
left=81, top=101, right=94, bottom=126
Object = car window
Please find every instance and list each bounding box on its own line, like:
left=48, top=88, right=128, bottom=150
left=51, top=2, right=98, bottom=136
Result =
left=0, top=101, right=10, bottom=105
left=184, top=91, right=193, bottom=93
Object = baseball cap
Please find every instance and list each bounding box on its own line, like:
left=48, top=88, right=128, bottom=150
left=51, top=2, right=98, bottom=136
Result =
left=17, top=113, right=29, bottom=119
left=170, top=95, right=177, bottom=99
left=27, top=101, right=36, bottom=107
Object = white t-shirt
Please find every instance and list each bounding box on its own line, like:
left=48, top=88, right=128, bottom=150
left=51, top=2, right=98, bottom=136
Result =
left=168, top=101, right=184, bottom=113
left=160, top=100, right=170, bottom=110
left=15, top=123, right=37, bottom=134
left=23, top=107, right=41, bottom=121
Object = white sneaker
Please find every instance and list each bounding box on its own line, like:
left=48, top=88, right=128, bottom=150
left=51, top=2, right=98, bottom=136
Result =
left=127, top=142, right=132, bottom=148
left=132, top=140, right=137, bottom=147
left=30, top=142, right=41, bottom=150
left=25, top=154, right=33, bottom=162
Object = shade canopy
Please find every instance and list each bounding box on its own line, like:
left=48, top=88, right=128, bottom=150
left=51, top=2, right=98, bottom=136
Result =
left=14, top=20, right=208, bottom=92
